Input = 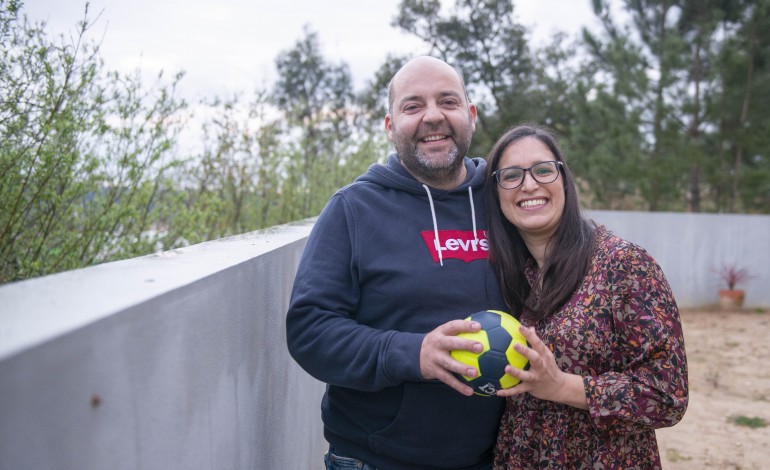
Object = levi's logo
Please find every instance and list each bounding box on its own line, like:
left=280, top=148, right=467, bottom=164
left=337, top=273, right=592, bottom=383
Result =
left=420, top=230, right=489, bottom=263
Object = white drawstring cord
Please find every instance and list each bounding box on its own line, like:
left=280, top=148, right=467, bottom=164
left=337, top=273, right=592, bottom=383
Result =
left=422, top=184, right=443, bottom=266
left=423, top=184, right=479, bottom=266
left=468, top=186, right=478, bottom=243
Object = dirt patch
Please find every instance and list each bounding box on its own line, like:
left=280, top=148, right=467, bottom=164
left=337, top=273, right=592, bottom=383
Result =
left=656, top=308, right=770, bottom=469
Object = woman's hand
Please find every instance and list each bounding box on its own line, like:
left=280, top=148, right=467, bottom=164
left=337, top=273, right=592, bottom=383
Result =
left=497, top=326, right=588, bottom=410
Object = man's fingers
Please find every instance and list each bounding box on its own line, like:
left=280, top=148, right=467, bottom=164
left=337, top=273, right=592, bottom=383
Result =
left=420, top=318, right=488, bottom=396
left=437, top=319, right=482, bottom=335
left=449, top=337, right=484, bottom=354
left=424, top=321, right=483, bottom=352
left=436, top=370, right=476, bottom=396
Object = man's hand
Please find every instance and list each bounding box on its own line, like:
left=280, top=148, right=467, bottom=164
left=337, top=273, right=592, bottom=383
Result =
left=420, top=319, right=484, bottom=396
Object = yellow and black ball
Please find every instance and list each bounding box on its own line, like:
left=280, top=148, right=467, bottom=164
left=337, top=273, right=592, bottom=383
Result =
left=450, top=310, right=529, bottom=396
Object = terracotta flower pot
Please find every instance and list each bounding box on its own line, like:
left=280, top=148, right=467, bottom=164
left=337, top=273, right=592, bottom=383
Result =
left=719, top=289, right=745, bottom=310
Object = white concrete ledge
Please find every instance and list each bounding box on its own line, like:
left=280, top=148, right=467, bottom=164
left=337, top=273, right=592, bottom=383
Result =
left=0, top=219, right=325, bottom=470
left=0, top=220, right=315, bottom=361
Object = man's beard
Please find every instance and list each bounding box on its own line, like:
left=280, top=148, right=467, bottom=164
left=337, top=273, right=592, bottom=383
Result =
left=392, top=122, right=473, bottom=187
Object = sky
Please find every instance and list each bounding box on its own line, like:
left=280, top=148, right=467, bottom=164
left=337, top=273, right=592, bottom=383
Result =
left=22, top=0, right=605, bottom=102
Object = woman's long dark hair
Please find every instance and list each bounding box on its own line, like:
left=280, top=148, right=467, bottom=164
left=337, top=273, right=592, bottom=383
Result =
left=484, top=124, right=595, bottom=321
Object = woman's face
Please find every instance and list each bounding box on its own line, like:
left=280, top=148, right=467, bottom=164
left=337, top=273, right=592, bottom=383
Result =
left=496, top=137, right=565, bottom=240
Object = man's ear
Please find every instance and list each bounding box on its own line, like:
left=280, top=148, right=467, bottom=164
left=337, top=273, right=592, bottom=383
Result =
left=469, top=104, right=478, bottom=132
left=384, top=114, right=394, bottom=141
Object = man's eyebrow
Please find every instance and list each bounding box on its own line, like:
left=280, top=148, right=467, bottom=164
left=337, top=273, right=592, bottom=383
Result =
left=397, top=94, right=423, bottom=106
left=397, top=91, right=463, bottom=106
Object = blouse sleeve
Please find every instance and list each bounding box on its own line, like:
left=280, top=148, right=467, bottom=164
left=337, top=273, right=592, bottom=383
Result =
left=584, top=242, right=689, bottom=434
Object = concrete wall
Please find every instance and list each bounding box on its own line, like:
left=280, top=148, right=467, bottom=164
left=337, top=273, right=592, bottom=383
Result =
left=0, top=220, right=326, bottom=470
left=0, top=211, right=767, bottom=470
left=588, top=210, right=770, bottom=309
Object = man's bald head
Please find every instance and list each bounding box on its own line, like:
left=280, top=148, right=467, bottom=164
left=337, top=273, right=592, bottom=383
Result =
left=387, top=56, right=470, bottom=115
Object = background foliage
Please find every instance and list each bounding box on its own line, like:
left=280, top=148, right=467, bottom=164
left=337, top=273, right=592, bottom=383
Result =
left=1, top=0, right=768, bottom=283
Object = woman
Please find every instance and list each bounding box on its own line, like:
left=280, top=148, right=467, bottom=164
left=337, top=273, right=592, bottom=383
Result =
left=484, top=124, right=688, bottom=469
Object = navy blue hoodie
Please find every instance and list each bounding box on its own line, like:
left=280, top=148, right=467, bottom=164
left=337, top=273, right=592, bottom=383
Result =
left=286, top=155, right=506, bottom=469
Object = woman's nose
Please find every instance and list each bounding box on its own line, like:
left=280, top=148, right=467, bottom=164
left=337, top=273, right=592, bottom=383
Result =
left=519, top=170, right=539, bottom=190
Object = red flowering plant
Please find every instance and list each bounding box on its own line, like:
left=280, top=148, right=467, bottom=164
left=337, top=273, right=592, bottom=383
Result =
left=712, top=263, right=754, bottom=291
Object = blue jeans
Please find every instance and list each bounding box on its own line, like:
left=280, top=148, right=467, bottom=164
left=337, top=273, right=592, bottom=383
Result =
left=323, top=447, right=492, bottom=470
left=323, top=448, right=378, bottom=470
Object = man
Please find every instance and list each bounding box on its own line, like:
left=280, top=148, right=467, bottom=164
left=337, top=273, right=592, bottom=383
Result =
left=286, top=56, right=506, bottom=470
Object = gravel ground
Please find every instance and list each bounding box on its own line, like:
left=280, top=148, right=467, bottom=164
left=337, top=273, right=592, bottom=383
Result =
left=656, top=308, right=770, bottom=469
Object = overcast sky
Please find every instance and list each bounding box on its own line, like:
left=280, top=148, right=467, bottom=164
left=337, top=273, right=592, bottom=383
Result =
left=23, top=0, right=604, bottom=102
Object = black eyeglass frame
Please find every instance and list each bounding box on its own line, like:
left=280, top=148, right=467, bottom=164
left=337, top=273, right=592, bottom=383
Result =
left=492, top=160, right=564, bottom=190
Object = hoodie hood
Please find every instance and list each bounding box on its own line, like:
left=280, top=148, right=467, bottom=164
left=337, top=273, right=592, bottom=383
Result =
left=357, top=154, right=487, bottom=266
left=356, top=154, right=487, bottom=196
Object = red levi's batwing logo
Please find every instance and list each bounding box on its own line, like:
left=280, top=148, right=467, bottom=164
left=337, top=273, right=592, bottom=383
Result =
left=420, top=230, right=489, bottom=263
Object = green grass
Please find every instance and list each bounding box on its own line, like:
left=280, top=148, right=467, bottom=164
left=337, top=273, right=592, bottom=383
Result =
left=728, top=415, right=768, bottom=429
left=665, top=448, right=692, bottom=462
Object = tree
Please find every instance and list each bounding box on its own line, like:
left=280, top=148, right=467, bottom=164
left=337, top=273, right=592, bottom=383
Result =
left=580, top=0, right=769, bottom=212
left=5, top=0, right=768, bottom=285
left=0, top=3, right=188, bottom=282
left=180, top=89, right=290, bottom=239
left=271, top=27, right=383, bottom=219
left=707, top=0, right=770, bottom=212
left=581, top=0, right=691, bottom=211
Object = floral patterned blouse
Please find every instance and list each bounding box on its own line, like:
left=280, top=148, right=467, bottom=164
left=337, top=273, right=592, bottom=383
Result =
left=493, top=226, right=688, bottom=470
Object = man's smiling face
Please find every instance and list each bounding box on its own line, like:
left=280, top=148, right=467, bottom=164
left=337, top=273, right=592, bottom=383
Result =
left=385, top=57, right=476, bottom=188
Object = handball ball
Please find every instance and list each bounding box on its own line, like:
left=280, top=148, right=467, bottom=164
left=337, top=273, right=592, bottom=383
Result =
left=450, top=310, right=529, bottom=397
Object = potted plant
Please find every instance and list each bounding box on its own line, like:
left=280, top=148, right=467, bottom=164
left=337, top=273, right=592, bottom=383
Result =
left=713, top=263, right=753, bottom=310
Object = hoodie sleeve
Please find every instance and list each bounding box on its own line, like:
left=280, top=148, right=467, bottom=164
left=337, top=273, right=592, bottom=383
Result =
left=285, top=192, right=426, bottom=391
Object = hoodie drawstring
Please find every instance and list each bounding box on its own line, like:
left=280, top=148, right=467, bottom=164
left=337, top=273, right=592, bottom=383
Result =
left=468, top=186, right=479, bottom=244
left=422, top=184, right=479, bottom=267
left=422, top=184, right=444, bottom=266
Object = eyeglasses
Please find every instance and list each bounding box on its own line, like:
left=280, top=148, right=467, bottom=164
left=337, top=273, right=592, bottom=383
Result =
left=492, top=161, right=563, bottom=190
